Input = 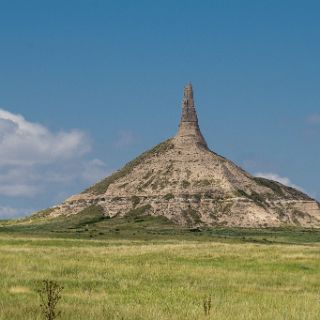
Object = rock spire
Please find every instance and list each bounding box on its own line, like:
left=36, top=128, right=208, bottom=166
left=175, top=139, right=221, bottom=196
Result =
left=176, top=83, right=207, bottom=147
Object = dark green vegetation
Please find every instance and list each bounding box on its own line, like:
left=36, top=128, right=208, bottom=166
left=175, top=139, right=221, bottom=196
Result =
left=236, top=189, right=268, bottom=208
left=83, top=139, right=174, bottom=195
left=253, top=177, right=312, bottom=200
left=1, top=206, right=320, bottom=244
left=163, top=193, right=175, bottom=201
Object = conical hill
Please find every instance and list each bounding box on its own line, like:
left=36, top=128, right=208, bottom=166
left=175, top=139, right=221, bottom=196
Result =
left=36, top=84, right=320, bottom=228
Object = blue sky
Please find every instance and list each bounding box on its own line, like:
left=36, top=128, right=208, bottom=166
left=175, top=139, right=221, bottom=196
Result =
left=0, top=0, right=319, bottom=218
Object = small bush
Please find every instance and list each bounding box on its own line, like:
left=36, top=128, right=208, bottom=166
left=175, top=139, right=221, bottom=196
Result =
left=163, top=193, right=174, bottom=200
left=37, top=280, right=64, bottom=320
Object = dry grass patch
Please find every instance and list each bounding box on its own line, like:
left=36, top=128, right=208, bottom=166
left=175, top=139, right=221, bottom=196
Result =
left=9, top=286, right=31, bottom=294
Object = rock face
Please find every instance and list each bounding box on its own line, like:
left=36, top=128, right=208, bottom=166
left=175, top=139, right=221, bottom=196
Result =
left=39, top=84, right=320, bottom=228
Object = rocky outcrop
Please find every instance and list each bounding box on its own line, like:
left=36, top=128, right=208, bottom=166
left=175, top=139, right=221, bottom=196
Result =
left=35, top=84, right=320, bottom=228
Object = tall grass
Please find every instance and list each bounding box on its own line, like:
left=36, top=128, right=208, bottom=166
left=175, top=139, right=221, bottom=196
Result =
left=0, top=234, right=319, bottom=319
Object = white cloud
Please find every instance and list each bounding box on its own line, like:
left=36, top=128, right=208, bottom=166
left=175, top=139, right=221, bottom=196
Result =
left=255, top=172, right=305, bottom=192
left=0, top=108, right=114, bottom=218
left=0, top=108, right=90, bottom=166
left=0, top=108, right=110, bottom=201
left=307, top=114, right=320, bottom=125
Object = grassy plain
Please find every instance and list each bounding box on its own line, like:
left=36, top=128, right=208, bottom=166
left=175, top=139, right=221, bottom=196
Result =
left=0, top=212, right=320, bottom=319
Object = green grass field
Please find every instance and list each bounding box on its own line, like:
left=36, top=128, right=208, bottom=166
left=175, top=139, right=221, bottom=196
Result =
left=1, top=211, right=320, bottom=319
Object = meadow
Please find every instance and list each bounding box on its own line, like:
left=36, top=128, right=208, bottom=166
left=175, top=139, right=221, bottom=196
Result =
left=0, top=213, right=320, bottom=319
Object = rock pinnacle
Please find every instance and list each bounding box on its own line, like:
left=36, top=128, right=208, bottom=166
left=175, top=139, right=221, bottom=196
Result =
left=176, top=83, right=207, bottom=148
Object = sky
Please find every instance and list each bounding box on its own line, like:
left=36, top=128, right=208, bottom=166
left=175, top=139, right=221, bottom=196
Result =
left=0, top=0, right=320, bottom=218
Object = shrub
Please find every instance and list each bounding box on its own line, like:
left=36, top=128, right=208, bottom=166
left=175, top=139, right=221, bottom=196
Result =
left=163, top=193, right=174, bottom=200
left=37, top=280, right=64, bottom=320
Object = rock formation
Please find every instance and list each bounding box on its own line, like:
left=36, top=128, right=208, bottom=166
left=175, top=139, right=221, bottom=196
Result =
left=37, top=84, right=320, bottom=228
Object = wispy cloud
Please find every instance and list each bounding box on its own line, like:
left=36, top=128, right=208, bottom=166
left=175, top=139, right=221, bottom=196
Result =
left=255, top=172, right=305, bottom=192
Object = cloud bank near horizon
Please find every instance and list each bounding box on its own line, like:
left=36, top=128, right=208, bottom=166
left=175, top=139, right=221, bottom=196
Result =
left=0, top=108, right=109, bottom=218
